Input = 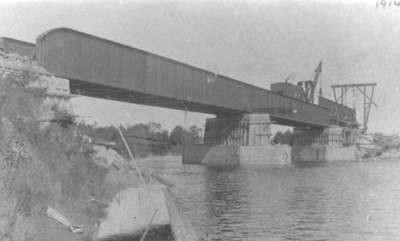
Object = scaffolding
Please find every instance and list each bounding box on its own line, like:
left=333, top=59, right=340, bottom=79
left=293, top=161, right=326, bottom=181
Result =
left=331, top=83, right=377, bottom=133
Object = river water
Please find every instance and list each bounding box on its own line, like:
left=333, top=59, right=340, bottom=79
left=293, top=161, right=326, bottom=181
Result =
left=144, top=157, right=400, bottom=241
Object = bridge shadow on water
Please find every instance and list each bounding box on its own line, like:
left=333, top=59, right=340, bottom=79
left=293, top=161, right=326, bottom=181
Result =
left=202, top=166, right=252, bottom=241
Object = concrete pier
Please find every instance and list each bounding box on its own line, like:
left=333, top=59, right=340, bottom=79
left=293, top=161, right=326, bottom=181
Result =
left=292, top=126, right=358, bottom=163
left=183, top=144, right=292, bottom=166
left=183, top=115, right=359, bottom=166
left=203, top=113, right=272, bottom=146
left=183, top=113, right=293, bottom=166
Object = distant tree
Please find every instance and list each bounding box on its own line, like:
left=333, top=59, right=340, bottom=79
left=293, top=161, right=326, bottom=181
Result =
left=273, top=130, right=293, bottom=145
left=282, top=130, right=294, bottom=145
left=168, top=125, right=203, bottom=153
left=272, top=131, right=284, bottom=144
left=189, top=125, right=202, bottom=144
left=151, top=129, right=169, bottom=155
left=148, top=122, right=162, bottom=133
left=79, top=122, right=203, bottom=156
left=169, top=125, right=186, bottom=147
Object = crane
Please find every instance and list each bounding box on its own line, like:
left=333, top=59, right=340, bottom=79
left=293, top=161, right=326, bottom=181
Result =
left=297, top=61, right=322, bottom=103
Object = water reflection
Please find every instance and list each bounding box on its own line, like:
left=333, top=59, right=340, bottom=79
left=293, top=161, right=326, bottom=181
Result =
left=284, top=186, right=329, bottom=241
left=203, top=167, right=251, bottom=241
left=146, top=158, right=400, bottom=241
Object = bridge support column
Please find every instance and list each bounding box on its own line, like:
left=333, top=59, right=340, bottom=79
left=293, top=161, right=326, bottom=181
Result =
left=203, top=113, right=272, bottom=146
left=293, top=126, right=357, bottom=146
left=292, top=126, right=358, bottom=162
left=183, top=114, right=291, bottom=166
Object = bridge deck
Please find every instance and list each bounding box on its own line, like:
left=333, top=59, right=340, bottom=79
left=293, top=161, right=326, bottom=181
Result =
left=33, top=28, right=334, bottom=127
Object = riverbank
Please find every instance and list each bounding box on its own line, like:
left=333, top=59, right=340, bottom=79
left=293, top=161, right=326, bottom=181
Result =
left=0, top=52, right=177, bottom=241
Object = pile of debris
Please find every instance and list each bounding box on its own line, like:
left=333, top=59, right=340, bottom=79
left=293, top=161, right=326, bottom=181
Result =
left=370, top=133, right=400, bottom=159
left=0, top=51, right=189, bottom=241
left=358, top=133, right=400, bottom=159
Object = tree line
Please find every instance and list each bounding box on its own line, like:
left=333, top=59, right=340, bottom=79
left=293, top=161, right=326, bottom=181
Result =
left=272, top=130, right=294, bottom=145
left=78, top=122, right=203, bottom=157
left=78, top=121, right=296, bottom=157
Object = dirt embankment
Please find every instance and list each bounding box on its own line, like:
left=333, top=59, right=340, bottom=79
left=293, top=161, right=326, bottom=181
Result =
left=371, top=134, right=400, bottom=159
left=0, top=52, right=141, bottom=241
left=359, top=133, right=400, bottom=160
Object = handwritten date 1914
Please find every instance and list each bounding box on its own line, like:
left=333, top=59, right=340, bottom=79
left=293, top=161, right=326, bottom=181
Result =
left=376, top=0, right=400, bottom=8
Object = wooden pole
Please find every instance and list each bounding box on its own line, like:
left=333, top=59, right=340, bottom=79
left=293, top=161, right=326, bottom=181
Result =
left=117, top=126, right=146, bottom=185
left=139, top=209, right=158, bottom=241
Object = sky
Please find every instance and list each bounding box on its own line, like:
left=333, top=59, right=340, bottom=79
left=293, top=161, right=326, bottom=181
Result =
left=0, top=0, right=399, bottom=134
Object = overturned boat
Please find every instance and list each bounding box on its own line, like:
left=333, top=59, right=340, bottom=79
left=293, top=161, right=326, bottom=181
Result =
left=96, top=185, right=204, bottom=241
